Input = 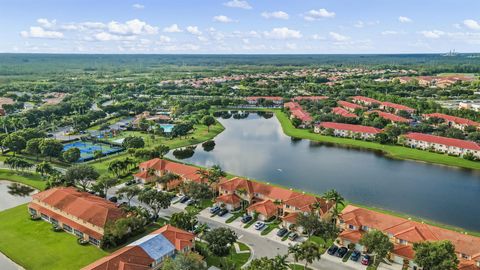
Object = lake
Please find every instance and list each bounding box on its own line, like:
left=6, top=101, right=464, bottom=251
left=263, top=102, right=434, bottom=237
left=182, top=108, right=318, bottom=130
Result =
left=168, top=112, right=480, bottom=231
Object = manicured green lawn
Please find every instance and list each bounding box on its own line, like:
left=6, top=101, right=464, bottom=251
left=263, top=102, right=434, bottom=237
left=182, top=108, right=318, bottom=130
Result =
left=260, top=220, right=281, bottom=235
left=308, top=235, right=334, bottom=253
left=0, top=169, right=46, bottom=190
left=196, top=241, right=251, bottom=270
left=185, top=199, right=214, bottom=214
left=0, top=204, right=109, bottom=270
left=273, top=110, right=480, bottom=170
left=289, top=263, right=313, bottom=270
left=90, top=122, right=224, bottom=175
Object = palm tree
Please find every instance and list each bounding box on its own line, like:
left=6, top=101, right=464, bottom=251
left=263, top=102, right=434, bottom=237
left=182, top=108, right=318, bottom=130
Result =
left=323, top=189, right=345, bottom=223
left=288, top=244, right=302, bottom=266
left=156, top=173, right=180, bottom=190
left=0, top=117, right=10, bottom=134
left=272, top=255, right=289, bottom=269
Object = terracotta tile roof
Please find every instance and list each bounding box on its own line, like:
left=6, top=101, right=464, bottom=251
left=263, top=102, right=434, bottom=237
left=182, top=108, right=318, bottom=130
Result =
left=381, top=101, right=415, bottom=112
left=152, top=224, right=195, bottom=251
left=459, top=260, right=480, bottom=270
left=405, top=132, right=480, bottom=151
left=29, top=204, right=103, bottom=239
left=340, top=205, right=480, bottom=258
left=423, top=113, right=480, bottom=127
left=31, top=187, right=124, bottom=228
left=370, top=110, right=410, bottom=123
left=138, top=159, right=203, bottom=183
left=339, top=230, right=364, bottom=243
left=282, top=212, right=299, bottom=224
left=332, top=107, right=357, bottom=118
left=133, top=171, right=153, bottom=181
left=338, top=100, right=365, bottom=110
left=284, top=102, right=312, bottom=122
left=247, top=200, right=278, bottom=217
left=393, top=244, right=415, bottom=260
left=82, top=225, right=194, bottom=270
left=352, top=96, right=380, bottom=104
left=246, top=96, right=283, bottom=101
left=317, top=122, right=381, bottom=134
left=216, top=193, right=242, bottom=205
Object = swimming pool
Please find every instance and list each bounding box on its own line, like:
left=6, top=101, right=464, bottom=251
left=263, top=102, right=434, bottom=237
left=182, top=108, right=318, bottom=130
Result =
left=63, top=141, right=123, bottom=162
left=160, top=124, right=174, bottom=133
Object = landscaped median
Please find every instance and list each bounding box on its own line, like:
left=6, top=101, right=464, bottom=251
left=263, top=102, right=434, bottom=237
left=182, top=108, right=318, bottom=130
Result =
left=196, top=241, right=251, bottom=270
left=273, top=109, right=480, bottom=170
left=0, top=169, right=46, bottom=190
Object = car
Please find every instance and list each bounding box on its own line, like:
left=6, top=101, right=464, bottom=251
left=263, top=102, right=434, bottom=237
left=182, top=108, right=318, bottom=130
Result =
left=254, top=221, right=265, bottom=230
left=241, top=215, right=252, bottom=223
left=179, top=196, right=190, bottom=203
left=327, top=245, right=339, bottom=255
left=350, top=250, right=361, bottom=261
left=288, top=232, right=298, bottom=241
left=276, top=228, right=288, bottom=237
left=336, top=247, right=348, bottom=258
left=209, top=206, right=221, bottom=214
left=361, top=255, right=371, bottom=266
left=217, top=208, right=228, bottom=217
left=125, top=179, right=136, bottom=186
left=185, top=199, right=196, bottom=206
left=108, top=196, right=118, bottom=203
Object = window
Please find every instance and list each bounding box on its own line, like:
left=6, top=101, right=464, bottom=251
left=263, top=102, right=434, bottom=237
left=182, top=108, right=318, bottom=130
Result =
left=63, top=224, right=73, bottom=233
left=89, top=237, right=100, bottom=246
left=361, top=225, right=369, bottom=231
left=41, top=213, right=49, bottom=221
left=348, top=224, right=356, bottom=230
left=399, top=239, right=408, bottom=245
left=28, top=208, right=37, bottom=215
left=50, top=218, right=58, bottom=225
left=74, top=229, right=84, bottom=238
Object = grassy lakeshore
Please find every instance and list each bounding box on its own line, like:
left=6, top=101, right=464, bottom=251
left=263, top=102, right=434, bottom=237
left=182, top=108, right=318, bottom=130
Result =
left=272, top=109, right=480, bottom=170
left=0, top=169, right=46, bottom=190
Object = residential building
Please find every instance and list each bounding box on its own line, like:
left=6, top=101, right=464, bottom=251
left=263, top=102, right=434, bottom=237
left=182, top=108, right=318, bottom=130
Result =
left=379, top=102, right=415, bottom=114
left=284, top=102, right=313, bottom=127
left=314, top=122, right=381, bottom=140
left=369, top=110, right=410, bottom=124
left=423, top=113, right=480, bottom=131
left=338, top=100, right=365, bottom=112
left=246, top=96, right=283, bottom=105
left=215, top=177, right=333, bottom=227
left=402, top=132, right=480, bottom=158
left=459, top=102, right=480, bottom=112
left=28, top=187, right=125, bottom=247
left=331, top=107, right=357, bottom=118
left=338, top=205, right=480, bottom=270
left=351, top=96, right=380, bottom=106
left=133, top=158, right=208, bottom=190
left=82, top=225, right=195, bottom=270
left=133, top=111, right=171, bottom=127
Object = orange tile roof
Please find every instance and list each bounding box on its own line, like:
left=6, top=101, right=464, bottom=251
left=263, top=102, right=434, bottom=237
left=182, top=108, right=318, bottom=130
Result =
left=338, top=100, right=365, bottom=110
left=282, top=212, right=299, bottom=224
left=393, top=244, right=415, bottom=260
left=247, top=200, right=278, bottom=217
left=381, top=101, right=415, bottom=112
left=318, top=122, right=381, bottom=134
left=332, top=107, right=357, bottom=118
left=423, top=113, right=480, bottom=127
left=370, top=110, right=410, bottom=123
left=82, top=225, right=194, bottom=270
left=352, top=96, right=380, bottom=104
left=339, top=230, right=364, bottom=243
left=405, top=132, right=480, bottom=151
left=138, top=159, right=203, bottom=183
left=30, top=187, right=124, bottom=228
left=340, top=205, right=480, bottom=259
left=216, top=193, right=241, bottom=205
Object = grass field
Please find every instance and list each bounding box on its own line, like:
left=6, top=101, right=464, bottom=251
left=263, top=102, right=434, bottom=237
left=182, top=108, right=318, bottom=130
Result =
left=90, top=121, right=225, bottom=175
left=197, top=241, right=251, bottom=269
left=273, top=110, right=480, bottom=170
left=0, top=169, right=46, bottom=190
left=0, top=204, right=108, bottom=270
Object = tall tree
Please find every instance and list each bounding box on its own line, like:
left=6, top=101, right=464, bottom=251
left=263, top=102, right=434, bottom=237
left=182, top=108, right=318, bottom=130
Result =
left=161, top=252, right=207, bottom=270
left=64, top=164, right=100, bottom=191
left=201, top=115, right=216, bottom=132
left=169, top=211, right=198, bottom=231
left=63, top=147, right=81, bottom=163
left=92, top=175, right=119, bottom=198
left=359, top=230, right=393, bottom=266
left=116, top=185, right=141, bottom=206
left=2, top=133, right=26, bottom=155
left=39, top=139, right=63, bottom=161
left=413, top=241, right=459, bottom=270
left=138, top=188, right=173, bottom=220
left=204, top=227, right=238, bottom=257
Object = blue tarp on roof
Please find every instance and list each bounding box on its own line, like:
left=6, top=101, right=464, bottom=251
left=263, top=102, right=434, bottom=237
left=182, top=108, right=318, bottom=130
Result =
left=129, top=234, right=175, bottom=262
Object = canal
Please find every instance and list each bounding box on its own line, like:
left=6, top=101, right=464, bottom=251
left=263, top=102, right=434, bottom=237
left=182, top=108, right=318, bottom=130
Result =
left=168, top=112, right=480, bottom=231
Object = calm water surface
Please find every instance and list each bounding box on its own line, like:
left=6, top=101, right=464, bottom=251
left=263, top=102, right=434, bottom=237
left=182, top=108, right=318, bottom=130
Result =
left=168, top=113, right=480, bottom=231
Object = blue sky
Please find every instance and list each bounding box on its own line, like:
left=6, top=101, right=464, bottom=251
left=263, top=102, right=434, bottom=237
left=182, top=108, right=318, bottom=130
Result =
left=1, top=0, right=480, bottom=54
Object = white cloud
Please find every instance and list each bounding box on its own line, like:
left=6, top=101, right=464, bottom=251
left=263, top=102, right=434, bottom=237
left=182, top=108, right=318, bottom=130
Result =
left=303, top=9, right=335, bottom=21
left=463, top=19, right=480, bottom=30
left=94, top=32, right=136, bottom=41
left=354, top=20, right=379, bottom=28
left=311, top=34, right=326, bottom=40
left=107, top=19, right=157, bottom=35
left=261, top=11, right=289, bottom=20
left=186, top=26, right=202, bottom=35
left=163, top=43, right=200, bottom=51
left=286, top=43, right=297, bottom=50
left=163, top=24, right=182, bottom=33
left=158, top=35, right=171, bottom=43
left=213, top=15, right=234, bottom=23
left=20, top=26, right=64, bottom=39
left=420, top=30, right=444, bottom=39
left=81, top=22, right=106, bottom=30
left=329, top=32, right=349, bottom=41
left=37, top=18, right=56, bottom=29
left=132, top=3, right=144, bottom=9
left=264, top=27, right=302, bottom=39
left=398, top=16, right=412, bottom=23
left=381, top=30, right=398, bottom=35
left=223, top=0, right=252, bottom=9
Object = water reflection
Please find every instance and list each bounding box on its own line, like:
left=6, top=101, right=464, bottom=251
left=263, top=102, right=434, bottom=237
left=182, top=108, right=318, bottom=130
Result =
left=168, top=113, right=480, bottom=230
left=8, top=183, right=34, bottom=197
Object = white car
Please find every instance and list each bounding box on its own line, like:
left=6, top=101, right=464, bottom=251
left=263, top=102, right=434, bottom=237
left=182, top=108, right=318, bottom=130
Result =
left=254, top=221, right=265, bottom=230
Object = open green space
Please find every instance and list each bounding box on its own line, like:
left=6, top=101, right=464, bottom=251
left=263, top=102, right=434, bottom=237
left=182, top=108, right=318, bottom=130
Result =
left=0, top=169, right=46, bottom=190
left=273, top=110, right=480, bottom=170
left=0, top=204, right=109, bottom=270
left=196, top=241, right=251, bottom=270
